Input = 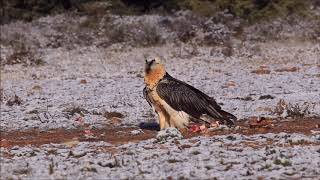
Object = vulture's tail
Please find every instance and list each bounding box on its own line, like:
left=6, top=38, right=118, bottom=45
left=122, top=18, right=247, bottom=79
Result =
left=218, top=109, right=237, bottom=126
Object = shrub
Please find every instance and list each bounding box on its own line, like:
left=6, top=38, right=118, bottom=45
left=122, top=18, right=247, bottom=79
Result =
left=1, top=33, right=44, bottom=66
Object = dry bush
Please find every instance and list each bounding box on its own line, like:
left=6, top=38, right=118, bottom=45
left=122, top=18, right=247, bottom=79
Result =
left=6, top=94, right=22, bottom=106
left=274, top=99, right=310, bottom=118
left=105, top=23, right=129, bottom=44
left=104, top=20, right=164, bottom=47
left=79, top=15, right=101, bottom=30
left=104, top=111, right=124, bottom=119
left=62, top=105, right=88, bottom=117
left=1, top=33, right=44, bottom=66
left=171, top=17, right=196, bottom=43
left=169, top=12, right=204, bottom=43
left=132, top=21, right=164, bottom=47
left=168, top=11, right=236, bottom=46
left=202, top=21, right=232, bottom=46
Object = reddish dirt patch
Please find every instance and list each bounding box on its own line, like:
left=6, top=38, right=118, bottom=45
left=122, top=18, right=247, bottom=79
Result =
left=0, top=127, right=155, bottom=148
left=222, top=81, right=236, bottom=88
left=251, top=66, right=271, bottom=75
left=182, top=118, right=320, bottom=138
left=275, top=67, right=299, bottom=72
left=0, top=118, right=319, bottom=148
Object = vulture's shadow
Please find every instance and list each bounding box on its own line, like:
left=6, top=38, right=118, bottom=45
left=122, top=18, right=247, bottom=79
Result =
left=138, top=122, right=160, bottom=131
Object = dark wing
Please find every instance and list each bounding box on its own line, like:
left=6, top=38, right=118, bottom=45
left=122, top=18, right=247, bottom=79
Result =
left=156, top=75, right=236, bottom=124
left=143, top=87, right=152, bottom=107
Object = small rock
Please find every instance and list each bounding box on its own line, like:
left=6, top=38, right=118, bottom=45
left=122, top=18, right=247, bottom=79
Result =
left=251, top=66, right=271, bottom=75
left=25, top=108, right=39, bottom=114
left=209, top=125, right=229, bottom=131
left=32, top=85, right=42, bottom=91
left=249, top=117, right=273, bottom=128
left=226, top=135, right=236, bottom=141
left=104, top=111, right=124, bottom=119
left=69, top=150, right=87, bottom=158
left=130, top=129, right=144, bottom=135
left=63, top=105, right=88, bottom=116
left=234, top=126, right=241, bottom=130
left=275, top=67, right=299, bottom=72
left=6, top=95, right=22, bottom=106
left=280, top=110, right=289, bottom=118
left=259, top=95, right=275, bottom=100
left=156, top=128, right=183, bottom=143
left=222, top=81, right=236, bottom=88
left=98, top=158, right=120, bottom=168
left=80, top=79, right=87, bottom=84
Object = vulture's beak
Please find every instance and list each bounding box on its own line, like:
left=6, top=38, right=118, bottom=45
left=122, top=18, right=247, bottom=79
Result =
left=145, top=59, right=151, bottom=73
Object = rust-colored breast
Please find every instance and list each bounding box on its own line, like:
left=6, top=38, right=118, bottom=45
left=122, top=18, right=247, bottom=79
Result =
left=148, top=88, right=164, bottom=112
left=144, top=66, right=165, bottom=89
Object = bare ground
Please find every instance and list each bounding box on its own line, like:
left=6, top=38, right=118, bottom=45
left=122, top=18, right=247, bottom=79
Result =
left=1, top=13, right=320, bottom=179
left=1, top=118, right=320, bottom=149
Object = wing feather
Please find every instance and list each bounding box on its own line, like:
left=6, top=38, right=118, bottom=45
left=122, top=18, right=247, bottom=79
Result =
left=156, top=74, right=236, bottom=124
left=143, top=87, right=152, bottom=107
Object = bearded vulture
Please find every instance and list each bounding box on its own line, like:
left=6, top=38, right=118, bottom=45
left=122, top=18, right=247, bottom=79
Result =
left=143, top=57, right=236, bottom=130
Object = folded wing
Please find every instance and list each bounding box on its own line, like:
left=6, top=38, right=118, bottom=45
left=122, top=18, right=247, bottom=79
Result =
left=156, top=75, right=236, bottom=124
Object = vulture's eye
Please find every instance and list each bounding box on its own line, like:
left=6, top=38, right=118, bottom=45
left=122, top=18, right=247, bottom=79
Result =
left=149, top=59, right=156, bottom=66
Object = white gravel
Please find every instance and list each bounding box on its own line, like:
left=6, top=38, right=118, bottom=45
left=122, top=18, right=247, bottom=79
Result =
left=1, top=13, right=320, bottom=179
left=1, top=133, right=319, bottom=179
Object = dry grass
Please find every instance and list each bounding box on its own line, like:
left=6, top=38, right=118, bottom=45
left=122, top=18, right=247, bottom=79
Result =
left=1, top=33, right=44, bottom=66
left=274, top=99, right=311, bottom=118
left=104, top=20, right=164, bottom=47
left=170, top=16, right=196, bottom=43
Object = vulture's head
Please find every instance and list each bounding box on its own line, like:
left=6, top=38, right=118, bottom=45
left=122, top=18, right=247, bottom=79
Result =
left=144, top=57, right=166, bottom=87
left=144, top=57, right=165, bottom=74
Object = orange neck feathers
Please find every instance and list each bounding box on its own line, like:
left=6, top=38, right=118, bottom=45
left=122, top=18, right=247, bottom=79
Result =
left=144, top=65, right=166, bottom=89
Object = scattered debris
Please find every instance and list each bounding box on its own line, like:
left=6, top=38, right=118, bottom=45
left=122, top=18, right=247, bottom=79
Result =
left=63, top=139, right=80, bottom=147
left=104, top=111, right=124, bottom=119
left=130, top=129, right=144, bottom=136
left=32, top=85, right=42, bottom=91
left=98, top=157, right=121, bottom=168
left=104, top=111, right=124, bottom=126
left=222, top=81, right=236, bottom=88
left=79, top=79, right=87, bottom=84
left=273, top=157, right=292, bottom=167
left=208, top=124, right=229, bottom=131
left=189, top=124, right=209, bottom=133
left=68, top=150, right=87, bottom=158
left=259, top=95, right=274, bottom=100
left=63, top=105, right=88, bottom=117
left=83, top=129, right=96, bottom=139
left=189, top=124, right=201, bottom=133
left=249, top=117, right=274, bottom=129
left=233, top=96, right=254, bottom=101
left=6, top=94, right=22, bottom=106
left=251, top=66, right=271, bottom=75
left=275, top=67, right=299, bottom=72
left=273, top=99, right=310, bottom=118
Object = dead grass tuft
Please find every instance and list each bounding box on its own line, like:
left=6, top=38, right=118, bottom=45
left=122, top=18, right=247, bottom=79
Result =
left=1, top=33, right=44, bottom=66
left=104, top=20, right=164, bottom=47
left=62, top=105, right=88, bottom=117
left=104, top=111, right=124, bottom=119
left=6, top=94, right=22, bottom=106
left=171, top=17, right=196, bottom=43
left=274, top=99, right=310, bottom=118
left=133, top=22, right=164, bottom=47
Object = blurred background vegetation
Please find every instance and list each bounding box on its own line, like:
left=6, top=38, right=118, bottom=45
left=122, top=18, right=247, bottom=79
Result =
left=1, top=0, right=319, bottom=24
left=1, top=0, right=319, bottom=67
